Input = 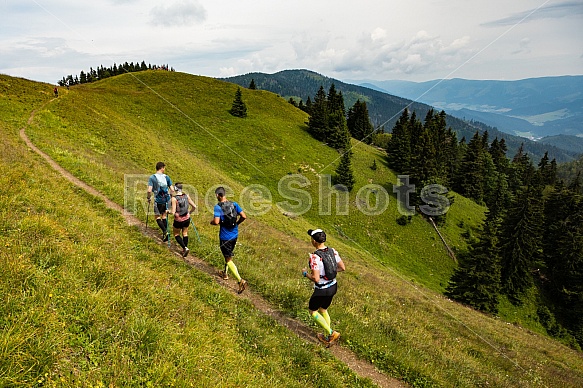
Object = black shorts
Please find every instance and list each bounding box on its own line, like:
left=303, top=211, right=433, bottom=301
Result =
left=173, top=218, right=191, bottom=229
left=154, top=202, right=169, bottom=216
left=219, top=238, right=237, bottom=258
left=308, top=282, right=337, bottom=311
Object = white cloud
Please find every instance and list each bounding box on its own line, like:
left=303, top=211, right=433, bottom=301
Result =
left=0, top=0, right=581, bottom=83
left=150, top=0, right=207, bottom=27
left=304, top=29, right=477, bottom=78
left=370, top=28, right=387, bottom=41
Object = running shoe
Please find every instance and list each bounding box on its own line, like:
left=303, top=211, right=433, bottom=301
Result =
left=238, top=279, right=247, bottom=294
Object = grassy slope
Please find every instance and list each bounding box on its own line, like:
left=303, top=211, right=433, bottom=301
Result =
left=0, top=75, right=373, bottom=387
left=7, top=71, right=583, bottom=387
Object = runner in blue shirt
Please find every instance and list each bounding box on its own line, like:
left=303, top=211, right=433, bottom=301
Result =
left=210, top=186, right=247, bottom=293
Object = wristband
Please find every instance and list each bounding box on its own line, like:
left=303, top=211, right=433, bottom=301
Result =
left=303, top=271, right=307, bottom=277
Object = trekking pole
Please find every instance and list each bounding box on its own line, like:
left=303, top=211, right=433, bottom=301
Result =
left=145, top=200, right=151, bottom=232
left=166, top=201, right=171, bottom=249
left=190, top=222, right=202, bottom=243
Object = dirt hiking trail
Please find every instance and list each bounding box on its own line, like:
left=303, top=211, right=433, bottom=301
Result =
left=20, top=104, right=406, bottom=388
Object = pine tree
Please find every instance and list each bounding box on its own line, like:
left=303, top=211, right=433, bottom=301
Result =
left=229, top=87, right=247, bottom=118
left=298, top=100, right=306, bottom=112
left=446, top=207, right=502, bottom=313
left=326, top=85, right=350, bottom=150
left=334, top=150, right=355, bottom=191
left=508, top=143, right=530, bottom=195
left=499, top=169, right=544, bottom=303
left=386, top=109, right=411, bottom=174
left=543, top=182, right=583, bottom=346
left=304, top=96, right=313, bottom=116
left=489, top=137, right=509, bottom=174
left=249, top=79, right=257, bottom=90
left=454, top=131, right=488, bottom=204
left=307, top=86, right=328, bottom=141
left=347, top=100, right=375, bottom=143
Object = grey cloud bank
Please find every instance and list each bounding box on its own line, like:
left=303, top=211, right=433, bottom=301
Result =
left=0, top=0, right=581, bottom=84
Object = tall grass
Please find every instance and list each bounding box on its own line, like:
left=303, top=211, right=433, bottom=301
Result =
left=1, top=75, right=374, bottom=387
left=7, top=72, right=583, bottom=386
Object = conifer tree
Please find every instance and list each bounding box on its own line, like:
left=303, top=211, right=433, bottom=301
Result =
left=304, top=96, right=313, bottom=115
left=298, top=99, right=306, bottom=112
left=446, top=206, right=502, bottom=313
left=508, top=143, right=530, bottom=194
left=538, top=151, right=557, bottom=186
left=542, top=181, right=583, bottom=345
left=307, top=86, right=328, bottom=142
left=347, top=100, right=375, bottom=143
left=229, top=87, right=247, bottom=118
left=386, top=109, right=411, bottom=174
left=454, top=131, right=488, bottom=203
left=249, top=78, right=257, bottom=90
left=499, top=162, right=544, bottom=303
left=489, top=137, right=509, bottom=174
left=326, top=85, right=350, bottom=150
left=334, top=150, right=356, bottom=191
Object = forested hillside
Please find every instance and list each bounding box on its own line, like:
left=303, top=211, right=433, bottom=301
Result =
left=2, top=70, right=583, bottom=387
left=224, top=70, right=579, bottom=163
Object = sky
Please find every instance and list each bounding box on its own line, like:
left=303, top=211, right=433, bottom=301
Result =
left=0, top=0, right=582, bottom=85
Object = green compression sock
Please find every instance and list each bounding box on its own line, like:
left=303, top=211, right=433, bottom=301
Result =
left=226, top=261, right=242, bottom=282
left=321, top=310, right=331, bottom=326
left=311, top=311, right=332, bottom=335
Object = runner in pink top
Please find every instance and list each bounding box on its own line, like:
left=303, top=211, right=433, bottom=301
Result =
left=170, top=183, right=197, bottom=257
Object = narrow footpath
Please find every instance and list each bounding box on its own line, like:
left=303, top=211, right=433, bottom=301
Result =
left=20, top=104, right=406, bottom=388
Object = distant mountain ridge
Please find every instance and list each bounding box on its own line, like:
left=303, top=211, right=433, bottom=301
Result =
left=353, top=76, right=583, bottom=140
left=223, top=70, right=579, bottom=163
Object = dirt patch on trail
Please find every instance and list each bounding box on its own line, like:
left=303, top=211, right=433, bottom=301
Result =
left=20, top=107, right=406, bottom=388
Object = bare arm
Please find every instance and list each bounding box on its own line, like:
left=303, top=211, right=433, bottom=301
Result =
left=171, top=197, right=177, bottom=215
left=147, top=185, right=153, bottom=201
left=237, top=210, right=247, bottom=225
left=188, top=196, right=197, bottom=213
left=302, top=267, right=320, bottom=283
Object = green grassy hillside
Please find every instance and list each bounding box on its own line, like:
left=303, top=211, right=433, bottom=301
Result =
left=3, top=71, right=583, bottom=387
left=0, top=75, right=373, bottom=387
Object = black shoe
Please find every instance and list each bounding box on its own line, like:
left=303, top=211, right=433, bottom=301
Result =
left=162, top=233, right=169, bottom=242
left=182, top=247, right=190, bottom=257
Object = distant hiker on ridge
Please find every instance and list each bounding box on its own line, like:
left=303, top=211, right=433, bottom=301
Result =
left=170, top=182, right=197, bottom=257
left=147, top=162, right=174, bottom=241
left=303, top=228, right=345, bottom=347
left=210, top=186, right=247, bottom=294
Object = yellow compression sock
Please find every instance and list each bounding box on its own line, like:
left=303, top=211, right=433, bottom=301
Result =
left=321, top=310, right=331, bottom=326
left=226, top=261, right=242, bottom=282
left=311, top=311, right=332, bottom=335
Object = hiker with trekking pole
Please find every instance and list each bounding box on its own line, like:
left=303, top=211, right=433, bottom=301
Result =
left=303, top=228, right=345, bottom=347
left=147, top=162, right=174, bottom=242
left=170, top=182, right=197, bottom=257
left=210, top=186, right=248, bottom=294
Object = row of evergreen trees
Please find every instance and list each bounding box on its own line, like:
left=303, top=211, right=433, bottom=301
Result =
left=246, top=81, right=374, bottom=191
left=302, top=84, right=375, bottom=190
left=246, top=78, right=581, bottom=348
left=385, top=109, right=581, bottom=348
left=58, top=62, right=174, bottom=86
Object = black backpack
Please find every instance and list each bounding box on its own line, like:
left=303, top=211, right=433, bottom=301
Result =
left=176, top=194, right=189, bottom=216
left=314, top=248, right=337, bottom=280
left=219, top=201, right=238, bottom=228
